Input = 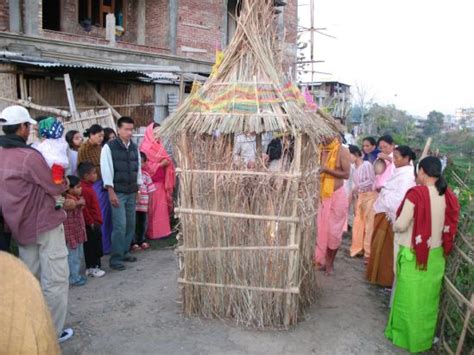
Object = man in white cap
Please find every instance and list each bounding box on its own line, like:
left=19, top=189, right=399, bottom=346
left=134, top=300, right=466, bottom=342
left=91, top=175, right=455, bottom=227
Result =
left=0, top=106, right=73, bottom=343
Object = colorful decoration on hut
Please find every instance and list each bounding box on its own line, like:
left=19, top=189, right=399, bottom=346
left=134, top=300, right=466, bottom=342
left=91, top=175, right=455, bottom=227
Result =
left=189, top=82, right=308, bottom=114
left=211, top=42, right=225, bottom=77
left=303, top=87, right=318, bottom=112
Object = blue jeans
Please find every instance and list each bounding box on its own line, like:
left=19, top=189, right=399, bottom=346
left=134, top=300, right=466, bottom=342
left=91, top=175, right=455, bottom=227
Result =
left=110, top=192, right=137, bottom=267
left=67, top=244, right=84, bottom=283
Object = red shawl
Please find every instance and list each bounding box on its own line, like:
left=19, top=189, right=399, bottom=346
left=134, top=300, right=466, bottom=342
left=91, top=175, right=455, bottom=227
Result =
left=396, top=185, right=460, bottom=269
left=140, top=123, right=175, bottom=211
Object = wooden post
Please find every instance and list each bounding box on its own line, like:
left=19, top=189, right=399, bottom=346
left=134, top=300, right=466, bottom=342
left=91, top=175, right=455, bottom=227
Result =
left=420, top=137, right=432, bottom=160
left=283, top=133, right=302, bottom=327
left=18, top=73, right=27, bottom=100
left=84, top=81, right=121, bottom=119
left=64, top=74, right=78, bottom=119
left=178, top=74, right=185, bottom=104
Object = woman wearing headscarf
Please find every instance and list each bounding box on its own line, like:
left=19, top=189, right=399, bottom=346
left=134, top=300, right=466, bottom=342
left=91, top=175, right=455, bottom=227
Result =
left=140, top=123, right=175, bottom=239
left=366, top=146, right=416, bottom=287
left=385, top=156, right=460, bottom=353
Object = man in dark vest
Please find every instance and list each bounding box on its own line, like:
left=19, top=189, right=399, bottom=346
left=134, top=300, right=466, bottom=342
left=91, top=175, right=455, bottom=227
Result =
left=100, top=116, right=142, bottom=270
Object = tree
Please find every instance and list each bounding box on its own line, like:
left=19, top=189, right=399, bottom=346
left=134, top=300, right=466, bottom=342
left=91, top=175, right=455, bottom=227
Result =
left=353, top=82, right=375, bottom=134
left=423, top=110, right=445, bottom=137
left=366, top=103, right=415, bottom=140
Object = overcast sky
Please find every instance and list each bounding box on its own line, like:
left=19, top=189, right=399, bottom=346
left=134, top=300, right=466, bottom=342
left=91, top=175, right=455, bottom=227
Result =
left=297, top=0, right=474, bottom=117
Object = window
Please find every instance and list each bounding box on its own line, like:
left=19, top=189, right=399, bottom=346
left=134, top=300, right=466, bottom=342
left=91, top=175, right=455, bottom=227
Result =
left=227, top=0, right=241, bottom=44
left=78, top=0, right=127, bottom=30
left=43, top=0, right=61, bottom=31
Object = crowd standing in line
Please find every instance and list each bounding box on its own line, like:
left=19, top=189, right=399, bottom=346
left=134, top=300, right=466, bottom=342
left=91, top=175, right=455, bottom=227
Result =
left=0, top=106, right=460, bottom=353
left=0, top=106, right=177, bottom=344
left=318, top=118, right=460, bottom=353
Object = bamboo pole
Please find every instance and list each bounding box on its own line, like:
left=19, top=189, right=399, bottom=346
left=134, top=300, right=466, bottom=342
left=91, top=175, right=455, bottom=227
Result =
left=64, top=74, right=78, bottom=119
left=179, top=74, right=185, bottom=103
left=174, top=207, right=299, bottom=223
left=176, top=168, right=301, bottom=178
left=178, top=278, right=300, bottom=294
left=19, top=74, right=27, bottom=100
left=420, top=137, right=432, bottom=160
left=284, top=133, right=303, bottom=326
left=0, top=97, right=71, bottom=117
left=84, top=81, right=121, bottom=119
left=455, top=294, right=473, bottom=354
left=178, top=245, right=299, bottom=252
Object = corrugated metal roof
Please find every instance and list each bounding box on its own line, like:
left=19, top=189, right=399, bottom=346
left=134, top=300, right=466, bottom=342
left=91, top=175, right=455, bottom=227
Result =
left=0, top=51, right=208, bottom=83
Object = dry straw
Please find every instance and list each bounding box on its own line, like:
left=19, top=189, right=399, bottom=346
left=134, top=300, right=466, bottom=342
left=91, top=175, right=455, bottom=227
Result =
left=160, top=0, right=338, bottom=328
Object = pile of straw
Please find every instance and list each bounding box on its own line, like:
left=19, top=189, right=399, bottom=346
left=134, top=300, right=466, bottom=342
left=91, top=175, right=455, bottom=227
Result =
left=160, top=0, right=338, bottom=328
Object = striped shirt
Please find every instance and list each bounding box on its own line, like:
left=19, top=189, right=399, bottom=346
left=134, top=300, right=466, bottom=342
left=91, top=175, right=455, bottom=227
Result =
left=353, top=161, right=375, bottom=193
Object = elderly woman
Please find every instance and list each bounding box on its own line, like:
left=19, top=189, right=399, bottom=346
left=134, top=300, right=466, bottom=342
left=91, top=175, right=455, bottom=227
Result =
left=385, top=156, right=460, bottom=352
left=366, top=145, right=416, bottom=287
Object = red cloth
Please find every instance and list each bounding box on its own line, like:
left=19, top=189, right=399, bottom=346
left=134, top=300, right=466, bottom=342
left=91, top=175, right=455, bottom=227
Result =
left=140, top=123, right=175, bottom=212
left=81, top=180, right=103, bottom=226
left=397, top=185, right=460, bottom=269
left=64, top=194, right=87, bottom=249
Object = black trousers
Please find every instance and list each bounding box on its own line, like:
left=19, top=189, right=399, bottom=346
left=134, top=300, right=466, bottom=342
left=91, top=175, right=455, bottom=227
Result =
left=84, top=225, right=104, bottom=268
left=134, top=211, right=147, bottom=245
left=0, top=215, right=11, bottom=252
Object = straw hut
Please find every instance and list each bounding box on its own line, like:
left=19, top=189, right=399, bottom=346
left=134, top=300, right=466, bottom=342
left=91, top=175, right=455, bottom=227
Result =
left=160, top=0, right=338, bottom=328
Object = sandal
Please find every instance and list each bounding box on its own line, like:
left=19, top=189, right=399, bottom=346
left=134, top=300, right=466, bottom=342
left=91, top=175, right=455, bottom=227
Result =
left=131, top=244, right=142, bottom=252
left=140, top=242, right=150, bottom=250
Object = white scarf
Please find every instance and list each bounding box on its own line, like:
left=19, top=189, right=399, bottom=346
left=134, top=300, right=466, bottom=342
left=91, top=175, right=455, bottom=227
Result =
left=374, top=165, right=416, bottom=223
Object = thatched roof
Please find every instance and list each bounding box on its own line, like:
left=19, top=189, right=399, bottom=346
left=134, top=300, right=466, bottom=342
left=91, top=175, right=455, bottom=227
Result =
left=159, top=0, right=338, bottom=140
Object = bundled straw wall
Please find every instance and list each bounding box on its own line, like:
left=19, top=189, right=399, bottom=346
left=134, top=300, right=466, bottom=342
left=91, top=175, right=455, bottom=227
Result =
left=161, top=0, right=338, bottom=328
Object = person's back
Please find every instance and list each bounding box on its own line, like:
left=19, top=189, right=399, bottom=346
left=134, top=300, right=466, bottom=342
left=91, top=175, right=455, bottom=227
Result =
left=0, top=105, right=73, bottom=343
left=0, top=136, right=66, bottom=245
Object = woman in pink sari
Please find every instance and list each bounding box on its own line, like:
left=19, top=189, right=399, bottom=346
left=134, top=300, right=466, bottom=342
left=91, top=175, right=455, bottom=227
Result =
left=140, top=123, right=175, bottom=239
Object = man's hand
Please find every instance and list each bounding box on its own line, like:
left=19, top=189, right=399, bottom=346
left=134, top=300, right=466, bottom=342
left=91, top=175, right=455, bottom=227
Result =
left=108, top=188, right=120, bottom=208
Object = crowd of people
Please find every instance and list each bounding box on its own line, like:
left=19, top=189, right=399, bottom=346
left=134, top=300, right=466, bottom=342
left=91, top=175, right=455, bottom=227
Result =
left=316, top=128, right=460, bottom=353
left=0, top=106, right=175, bottom=344
left=0, top=105, right=461, bottom=353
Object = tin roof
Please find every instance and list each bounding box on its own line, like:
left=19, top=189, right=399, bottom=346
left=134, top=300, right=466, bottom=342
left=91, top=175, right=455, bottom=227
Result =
left=0, top=51, right=208, bottom=83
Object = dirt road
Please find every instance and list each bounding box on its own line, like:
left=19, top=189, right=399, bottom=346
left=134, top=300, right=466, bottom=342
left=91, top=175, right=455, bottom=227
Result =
left=61, top=237, right=403, bottom=354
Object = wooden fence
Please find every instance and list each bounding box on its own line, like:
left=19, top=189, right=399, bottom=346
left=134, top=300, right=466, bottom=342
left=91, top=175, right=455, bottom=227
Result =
left=437, top=216, right=473, bottom=354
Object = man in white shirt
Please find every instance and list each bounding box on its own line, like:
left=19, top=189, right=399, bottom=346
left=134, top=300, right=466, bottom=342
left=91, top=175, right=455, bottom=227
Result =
left=101, top=116, right=142, bottom=271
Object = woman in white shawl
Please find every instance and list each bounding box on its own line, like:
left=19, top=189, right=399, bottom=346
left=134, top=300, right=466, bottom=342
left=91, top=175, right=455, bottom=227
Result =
left=366, top=146, right=416, bottom=287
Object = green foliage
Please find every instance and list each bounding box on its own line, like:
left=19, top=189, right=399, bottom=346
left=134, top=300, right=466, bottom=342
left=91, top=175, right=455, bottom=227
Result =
left=423, top=110, right=445, bottom=137
left=366, top=104, right=416, bottom=139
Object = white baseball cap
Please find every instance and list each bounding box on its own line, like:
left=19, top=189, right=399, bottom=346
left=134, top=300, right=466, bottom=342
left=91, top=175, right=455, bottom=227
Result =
left=0, top=105, right=37, bottom=125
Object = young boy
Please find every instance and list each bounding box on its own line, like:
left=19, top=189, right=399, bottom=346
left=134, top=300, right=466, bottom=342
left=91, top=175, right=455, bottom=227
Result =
left=78, top=162, right=106, bottom=278
left=64, top=175, right=87, bottom=286
left=131, top=152, right=156, bottom=251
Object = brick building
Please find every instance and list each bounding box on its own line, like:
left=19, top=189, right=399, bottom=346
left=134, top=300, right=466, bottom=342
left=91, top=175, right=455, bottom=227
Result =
left=0, top=1, right=298, bottom=124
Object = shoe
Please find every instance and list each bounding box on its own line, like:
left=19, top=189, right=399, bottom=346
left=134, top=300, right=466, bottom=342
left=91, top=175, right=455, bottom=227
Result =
left=131, top=244, right=142, bottom=252
left=86, top=267, right=106, bottom=277
left=110, top=264, right=126, bottom=271
left=58, top=328, right=74, bottom=343
left=123, top=255, right=137, bottom=262
left=71, top=276, right=87, bottom=287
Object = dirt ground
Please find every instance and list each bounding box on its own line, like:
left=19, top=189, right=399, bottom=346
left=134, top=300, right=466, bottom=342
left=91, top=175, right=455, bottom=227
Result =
left=61, top=236, right=404, bottom=355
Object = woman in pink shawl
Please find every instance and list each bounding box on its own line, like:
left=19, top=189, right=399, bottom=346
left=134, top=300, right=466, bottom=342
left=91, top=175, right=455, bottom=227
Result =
left=140, top=123, right=175, bottom=239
